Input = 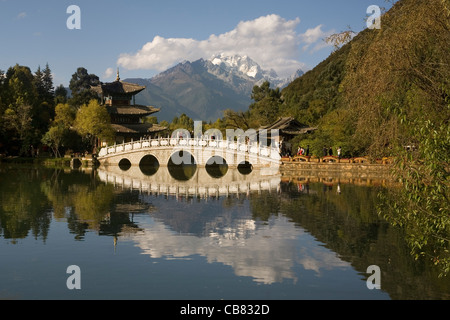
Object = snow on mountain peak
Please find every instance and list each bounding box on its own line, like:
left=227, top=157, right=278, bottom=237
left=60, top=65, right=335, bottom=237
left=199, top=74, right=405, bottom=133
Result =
left=207, top=53, right=303, bottom=88
left=209, top=53, right=264, bottom=79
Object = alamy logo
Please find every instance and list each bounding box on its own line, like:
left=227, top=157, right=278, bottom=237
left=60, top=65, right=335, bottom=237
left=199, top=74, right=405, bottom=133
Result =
left=66, top=265, right=81, bottom=290
left=367, top=5, right=382, bottom=29
left=366, top=265, right=381, bottom=290
left=66, top=5, right=81, bottom=30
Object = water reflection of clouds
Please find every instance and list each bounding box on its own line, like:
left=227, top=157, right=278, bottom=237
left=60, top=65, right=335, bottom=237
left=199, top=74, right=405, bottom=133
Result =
left=99, top=166, right=352, bottom=284
left=122, top=213, right=351, bottom=284
left=297, top=246, right=350, bottom=276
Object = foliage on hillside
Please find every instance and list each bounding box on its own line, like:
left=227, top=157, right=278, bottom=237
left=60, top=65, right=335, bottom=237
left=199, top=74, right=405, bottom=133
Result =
left=269, top=0, right=449, bottom=160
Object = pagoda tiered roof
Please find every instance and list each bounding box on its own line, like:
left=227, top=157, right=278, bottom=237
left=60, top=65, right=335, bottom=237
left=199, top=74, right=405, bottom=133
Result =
left=107, top=105, right=160, bottom=117
left=111, top=123, right=167, bottom=135
left=260, top=117, right=317, bottom=136
left=91, top=80, right=145, bottom=96
left=91, top=70, right=146, bottom=96
left=91, top=69, right=167, bottom=141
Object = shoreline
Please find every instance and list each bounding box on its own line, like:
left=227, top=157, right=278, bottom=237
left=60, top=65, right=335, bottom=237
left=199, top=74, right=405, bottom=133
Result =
left=280, top=160, right=395, bottom=183
left=1, top=155, right=395, bottom=178
left=0, top=156, right=96, bottom=168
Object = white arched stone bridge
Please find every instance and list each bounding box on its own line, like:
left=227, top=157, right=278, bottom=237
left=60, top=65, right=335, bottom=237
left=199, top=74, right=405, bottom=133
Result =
left=97, top=137, right=282, bottom=169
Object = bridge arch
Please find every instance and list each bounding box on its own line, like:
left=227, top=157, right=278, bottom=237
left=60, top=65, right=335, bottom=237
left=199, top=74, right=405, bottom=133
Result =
left=167, top=150, right=197, bottom=181
left=237, top=161, right=253, bottom=175
left=119, top=158, right=132, bottom=171
left=205, top=156, right=228, bottom=179
left=139, top=154, right=160, bottom=176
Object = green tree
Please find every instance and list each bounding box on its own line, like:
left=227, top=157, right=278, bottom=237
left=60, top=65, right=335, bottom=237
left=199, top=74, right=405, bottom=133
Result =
left=0, top=69, right=6, bottom=151
left=4, top=65, right=37, bottom=109
left=69, top=67, right=100, bottom=108
left=223, top=109, right=253, bottom=130
left=54, top=103, right=76, bottom=128
left=159, top=120, right=170, bottom=137
left=169, top=113, right=194, bottom=133
left=42, top=64, right=54, bottom=102
left=379, top=117, right=450, bottom=276
left=74, top=100, right=114, bottom=152
left=41, top=103, right=81, bottom=157
left=374, top=0, right=450, bottom=275
left=3, top=103, right=33, bottom=151
left=249, top=81, right=282, bottom=126
left=41, top=126, right=65, bottom=158
left=54, top=84, right=68, bottom=104
left=341, top=0, right=450, bottom=158
left=32, top=64, right=55, bottom=138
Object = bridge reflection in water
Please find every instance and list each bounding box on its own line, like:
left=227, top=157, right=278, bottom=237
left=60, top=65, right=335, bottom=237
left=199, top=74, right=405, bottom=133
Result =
left=97, top=161, right=281, bottom=199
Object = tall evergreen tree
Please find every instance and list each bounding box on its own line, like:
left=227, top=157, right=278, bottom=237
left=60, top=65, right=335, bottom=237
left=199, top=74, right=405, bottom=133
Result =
left=42, top=63, right=54, bottom=101
left=69, top=67, right=100, bottom=108
left=32, top=64, right=55, bottom=142
left=248, top=81, right=282, bottom=126
left=33, top=66, right=46, bottom=103
left=55, top=84, right=68, bottom=104
left=0, top=69, right=5, bottom=124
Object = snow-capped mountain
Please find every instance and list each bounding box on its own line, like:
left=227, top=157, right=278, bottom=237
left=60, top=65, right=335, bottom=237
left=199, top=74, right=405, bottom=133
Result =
left=210, top=54, right=268, bottom=79
left=126, top=54, right=304, bottom=121
left=207, top=53, right=302, bottom=88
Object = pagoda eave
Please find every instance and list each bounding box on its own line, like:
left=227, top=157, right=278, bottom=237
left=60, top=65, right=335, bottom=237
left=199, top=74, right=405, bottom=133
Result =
left=111, top=123, right=167, bottom=134
left=107, top=105, right=160, bottom=117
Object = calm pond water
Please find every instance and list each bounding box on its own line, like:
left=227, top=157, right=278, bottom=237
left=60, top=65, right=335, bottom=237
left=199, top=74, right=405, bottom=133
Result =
left=1, top=163, right=449, bottom=300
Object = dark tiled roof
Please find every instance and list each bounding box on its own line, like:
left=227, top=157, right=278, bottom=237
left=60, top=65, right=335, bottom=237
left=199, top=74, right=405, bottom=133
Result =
left=260, top=117, right=317, bottom=135
left=107, top=105, right=160, bottom=116
left=91, top=80, right=145, bottom=95
left=111, top=123, right=167, bottom=134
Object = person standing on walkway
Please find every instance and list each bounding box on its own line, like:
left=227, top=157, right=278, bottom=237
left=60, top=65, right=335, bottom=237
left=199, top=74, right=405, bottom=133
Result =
left=337, top=146, right=342, bottom=159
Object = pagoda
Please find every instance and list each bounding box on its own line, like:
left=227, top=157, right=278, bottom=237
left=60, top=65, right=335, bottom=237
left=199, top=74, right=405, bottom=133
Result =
left=91, top=69, right=166, bottom=144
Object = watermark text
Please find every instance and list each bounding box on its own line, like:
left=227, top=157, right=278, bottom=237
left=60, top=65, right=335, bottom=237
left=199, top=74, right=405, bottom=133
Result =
left=66, top=5, right=81, bottom=30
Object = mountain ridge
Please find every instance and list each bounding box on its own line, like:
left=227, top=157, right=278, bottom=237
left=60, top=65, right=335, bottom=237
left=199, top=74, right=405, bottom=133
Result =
left=125, top=54, right=303, bottom=121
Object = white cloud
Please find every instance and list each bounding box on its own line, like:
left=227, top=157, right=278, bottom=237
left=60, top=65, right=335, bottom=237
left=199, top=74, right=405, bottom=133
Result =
left=118, top=14, right=333, bottom=78
left=300, top=25, right=335, bottom=53
left=103, top=67, right=114, bottom=79
left=301, top=25, right=326, bottom=44
left=16, top=12, right=27, bottom=19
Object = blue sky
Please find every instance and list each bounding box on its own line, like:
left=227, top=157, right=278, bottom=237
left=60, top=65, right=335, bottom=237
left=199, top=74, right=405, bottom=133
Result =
left=0, top=0, right=393, bottom=87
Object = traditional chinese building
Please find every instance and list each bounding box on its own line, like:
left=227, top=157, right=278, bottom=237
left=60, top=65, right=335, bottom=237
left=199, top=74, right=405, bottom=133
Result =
left=259, top=117, right=317, bottom=155
left=260, top=117, right=317, bottom=141
left=91, top=70, right=167, bottom=144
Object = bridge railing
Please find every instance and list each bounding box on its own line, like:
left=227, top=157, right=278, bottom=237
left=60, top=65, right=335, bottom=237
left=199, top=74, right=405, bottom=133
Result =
left=98, top=137, right=281, bottom=161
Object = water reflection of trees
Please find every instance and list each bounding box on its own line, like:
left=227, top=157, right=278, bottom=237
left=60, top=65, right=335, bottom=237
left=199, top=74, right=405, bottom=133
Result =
left=0, top=166, right=149, bottom=242
left=379, top=186, right=450, bottom=278
left=41, top=169, right=150, bottom=240
left=249, top=180, right=450, bottom=299
left=2, top=166, right=450, bottom=299
left=0, top=166, right=52, bottom=243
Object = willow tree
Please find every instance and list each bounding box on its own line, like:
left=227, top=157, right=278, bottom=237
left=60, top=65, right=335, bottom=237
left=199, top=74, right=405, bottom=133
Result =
left=341, top=0, right=450, bottom=158
left=361, top=0, right=450, bottom=276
